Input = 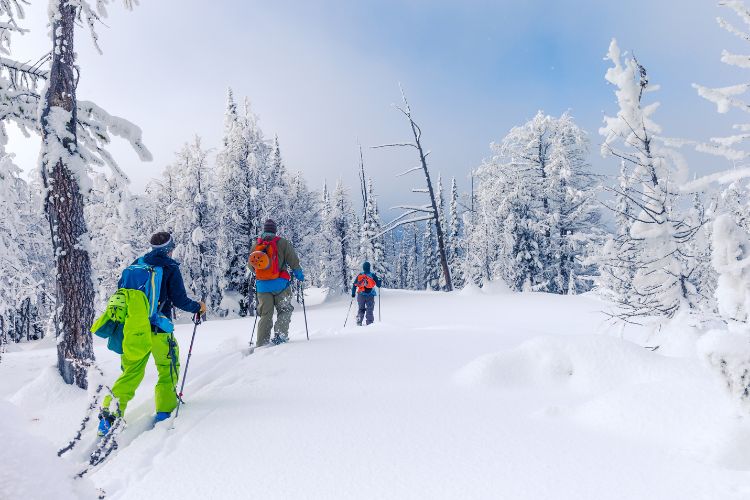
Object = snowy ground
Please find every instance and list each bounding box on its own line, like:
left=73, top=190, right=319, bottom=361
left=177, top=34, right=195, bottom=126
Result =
left=2, top=285, right=750, bottom=499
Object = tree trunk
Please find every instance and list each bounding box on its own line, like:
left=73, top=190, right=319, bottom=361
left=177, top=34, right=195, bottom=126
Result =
left=41, top=2, right=95, bottom=390
left=408, top=118, right=453, bottom=291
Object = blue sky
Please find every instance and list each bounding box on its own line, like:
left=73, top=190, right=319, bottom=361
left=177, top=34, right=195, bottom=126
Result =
left=7, top=0, right=747, bottom=211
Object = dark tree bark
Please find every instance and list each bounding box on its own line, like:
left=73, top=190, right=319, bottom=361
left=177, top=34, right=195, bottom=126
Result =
left=410, top=121, right=453, bottom=292
left=41, top=2, right=95, bottom=389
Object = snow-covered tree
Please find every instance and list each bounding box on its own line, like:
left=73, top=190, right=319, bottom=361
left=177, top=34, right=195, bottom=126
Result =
left=692, top=0, right=750, bottom=162
left=170, top=137, right=218, bottom=309
left=0, top=1, right=152, bottom=387
left=599, top=39, right=705, bottom=320
left=447, top=178, right=465, bottom=289
left=0, top=155, right=52, bottom=345
left=215, top=89, right=254, bottom=316
left=471, top=111, right=601, bottom=293
left=318, top=182, right=340, bottom=292
left=422, top=221, right=440, bottom=290
left=360, top=178, right=388, bottom=284
left=286, top=171, right=320, bottom=292
left=85, top=173, right=139, bottom=311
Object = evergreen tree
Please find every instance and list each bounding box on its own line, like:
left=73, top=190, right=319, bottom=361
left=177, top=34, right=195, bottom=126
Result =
left=0, top=155, right=52, bottom=344
left=471, top=111, right=601, bottom=292
left=599, top=39, right=703, bottom=319
left=422, top=222, right=440, bottom=290
left=85, top=173, right=139, bottom=311
left=215, top=88, right=254, bottom=315
left=170, top=136, right=218, bottom=310
left=447, top=177, right=465, bottom=289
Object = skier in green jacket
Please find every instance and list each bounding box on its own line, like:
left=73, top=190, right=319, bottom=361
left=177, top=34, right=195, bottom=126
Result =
left=94, top=232, right=206, bottom=435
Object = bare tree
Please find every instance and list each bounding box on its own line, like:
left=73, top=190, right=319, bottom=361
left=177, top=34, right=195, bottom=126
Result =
left=373, top=86, right=453, bottom=291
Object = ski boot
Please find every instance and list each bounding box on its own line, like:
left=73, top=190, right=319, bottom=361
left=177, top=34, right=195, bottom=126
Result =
left=271, top=333, right=289, bottom=345
left=154, top=411, right=171, bottom=423
left=97, top=409, right=117, bottom=437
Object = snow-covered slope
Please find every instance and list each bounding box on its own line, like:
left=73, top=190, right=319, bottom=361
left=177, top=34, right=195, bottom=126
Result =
left=2, top=288, right=750, bottom=499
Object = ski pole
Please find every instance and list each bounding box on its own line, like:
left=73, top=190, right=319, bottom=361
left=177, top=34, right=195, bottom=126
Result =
left=249, top=289, right=259, bottom=347
left=378, top=288, right=381, bottom=322
left=343, top=296, right=355, bottom=327
left=300, top=282, right=310, bottom=341
left=175, top=313, right=201, bottom=419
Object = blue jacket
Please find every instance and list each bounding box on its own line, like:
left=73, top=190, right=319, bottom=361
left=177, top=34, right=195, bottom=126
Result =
left=125, top=250, right=201, bottom=319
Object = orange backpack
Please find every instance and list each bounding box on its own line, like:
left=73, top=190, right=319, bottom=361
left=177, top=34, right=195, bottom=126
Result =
left=355, top=274, right=377, bottom=293
left=248, top=237, right=290, bottom=281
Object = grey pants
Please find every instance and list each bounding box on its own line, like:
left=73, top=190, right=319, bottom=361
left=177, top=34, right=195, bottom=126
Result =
left=257, top=286, right=294, bottom=346
left=356, top=294, right=375, bottom=325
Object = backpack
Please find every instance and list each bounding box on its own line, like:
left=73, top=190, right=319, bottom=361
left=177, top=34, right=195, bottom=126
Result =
left=249, top=237, right=291, bottom=281
left=355, top=273, right=377, bottom=293
left=117, top=258, right=173, bottom=333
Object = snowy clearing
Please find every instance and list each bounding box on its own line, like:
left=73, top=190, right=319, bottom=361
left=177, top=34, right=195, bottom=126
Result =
left=2, top=288, right=750, bottom=499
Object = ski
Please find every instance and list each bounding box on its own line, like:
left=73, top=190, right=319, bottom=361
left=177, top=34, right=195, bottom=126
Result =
left=58, top=383, right=104, bottom=457
left=76, top=416, right=125, bottom=478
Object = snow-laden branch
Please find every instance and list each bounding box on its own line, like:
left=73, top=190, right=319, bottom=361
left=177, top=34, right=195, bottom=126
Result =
left=681, top=166, right=750, bottom=192
left=392, top=204, right=434, bottom=213
left=372, top=142, right=417, bottom=149
left=396, top=166, right=422, bottom=177
left=77, top=99, right=152, bottom=163
left=69, top=0, right=139, bottom=54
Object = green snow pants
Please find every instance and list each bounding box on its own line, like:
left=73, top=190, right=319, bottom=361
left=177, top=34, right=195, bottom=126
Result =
left=257, top=286, right=294, bottom=347
left=102, top=331, right=180, bottom=415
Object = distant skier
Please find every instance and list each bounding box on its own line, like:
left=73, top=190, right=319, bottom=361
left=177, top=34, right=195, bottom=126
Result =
left=92, top=232, right=206, bottom=435
left=351, top=261, right=381, bottom=326
left=247, top=219, right=304, bottom=347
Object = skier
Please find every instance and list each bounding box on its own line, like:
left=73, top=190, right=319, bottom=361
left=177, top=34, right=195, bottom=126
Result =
left=247, top=219, right=304, bottom=347
left=351, top=261, right=381, bottom=326
left=93, top=232, right=206, bottom=435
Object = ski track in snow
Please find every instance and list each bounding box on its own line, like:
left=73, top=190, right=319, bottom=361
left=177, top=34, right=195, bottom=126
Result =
left=2, top=288, right=750, bottom=499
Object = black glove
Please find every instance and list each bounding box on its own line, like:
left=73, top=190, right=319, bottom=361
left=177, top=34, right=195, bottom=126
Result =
left=351, top=292, right=356, bottom=298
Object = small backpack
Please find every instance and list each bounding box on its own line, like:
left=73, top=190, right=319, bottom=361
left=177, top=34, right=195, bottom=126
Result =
left=249, top=237, right=291, bottom=281
left=117, top=258, right=173, bottom=332
left=355, top=274, right=377, bottom=293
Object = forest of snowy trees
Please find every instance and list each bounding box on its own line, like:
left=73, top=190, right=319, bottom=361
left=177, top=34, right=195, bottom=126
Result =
left=6, top=0, right=750, bottom=396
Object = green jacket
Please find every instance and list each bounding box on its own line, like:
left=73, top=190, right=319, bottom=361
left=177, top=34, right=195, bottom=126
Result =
left=91, top=289, right=153, bottom=358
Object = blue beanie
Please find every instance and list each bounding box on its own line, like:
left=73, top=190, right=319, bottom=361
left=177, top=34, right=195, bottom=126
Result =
left=362, top=261, right=371, bottom=272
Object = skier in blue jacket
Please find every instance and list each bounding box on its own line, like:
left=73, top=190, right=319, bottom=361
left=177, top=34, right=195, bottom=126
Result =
left=351, top=261, right=381, bottom=326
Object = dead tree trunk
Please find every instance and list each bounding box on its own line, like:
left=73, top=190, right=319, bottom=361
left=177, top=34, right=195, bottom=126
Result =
left=374, top=88, right=453, bottom=291
left=408, top=117, right=453, bottom=292
left=41, top=2, right=95, bottom=389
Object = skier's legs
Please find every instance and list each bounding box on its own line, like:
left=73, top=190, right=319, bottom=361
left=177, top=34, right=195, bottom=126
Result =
left=356, top=294, right=366, bottom=324
left=152, top=332, right=180, bottom=413
left=365, top=295, right=375, bottom=325
left=257, top=291, right=275, bottom=346
left=104, top=351, right=150, bottom=415
left=273, top=286, right=294, bottom=337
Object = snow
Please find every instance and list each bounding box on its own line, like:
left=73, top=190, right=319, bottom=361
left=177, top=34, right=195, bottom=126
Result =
left=2, top=289, right=750, bottom=499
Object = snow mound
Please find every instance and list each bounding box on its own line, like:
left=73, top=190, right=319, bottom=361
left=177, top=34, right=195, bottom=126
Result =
left=456, top=279, right=510, bottom=297
left=0, top=401, right=98, bottom=500
left=454, top=335, right=666, bottom=394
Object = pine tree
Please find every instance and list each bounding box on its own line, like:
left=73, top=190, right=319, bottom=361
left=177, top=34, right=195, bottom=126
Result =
left=319, top=181, right=342, bottom=293
left=86, top=173, right=139, bottom=311
left=422, top=222, right=440, bottom=290
left=599, top=39, right=701, bottom=319
left=471, top=111, right=601, bottom=292
left=0, top=155, right=52, bottom=344
left=448, top=177, right=465, bottom=289
left=360, top=178, right=388, bottom=284
left=215, top=88, right=255, bottom=316
left=170, top=136, right=218, bottom=309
